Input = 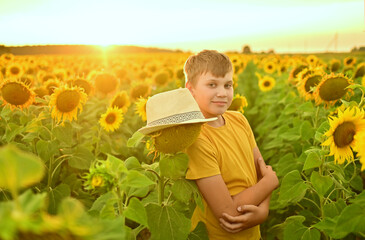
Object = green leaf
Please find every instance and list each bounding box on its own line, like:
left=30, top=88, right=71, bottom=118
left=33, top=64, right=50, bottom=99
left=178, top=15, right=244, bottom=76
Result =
left=124, top=198, right=149, bottom=227
left=146, top=203, right=191, bottom=240
left=127, top=131, right=145, bottom=147
left=171, top=179, right=197, bottom=203
left=4, top=123, right=24, bottom=142
left=0, top=144, right=45, bottom=193
left=53, top=122, right=73, bottom=145
left=303, top=152, right=322, bottom=171
left=333, top=203, right=365, bottom=238
left=300, top=121, right=315, bottom=141
left=89, top=192, right=116, bottom=215
left=312, top=217, right=337, bottom=236
left=283, top=215, right=307, bottom=240
left=124, top=156, right=141, bottom=170
left=278, top=170, right=309, bottom=205
left=48, top=183, right=71, bottom=214
left=301, top=228, right=320, bottom=240
left=323, top=199, right=346, bottom=218
left=187, top=221, right=209, bottom=240
left=346, top=83, right=365, bottom=92
left=67, top=146, right=94, bottom=169
left=93, top=217, right=129, bottom=240
left=276, top=153, right=303, bottom=177
left=298, top=101, right=314, bottom=112
left=314, top=121, right=329, bottom=143
left=279, top=127, right=301, bottom=141
left=310, top=172, right=333, bottom=197
left=36, top=139, right=59, bottom=163
left=124, top=170, right=155, bottom=189
left=159, top=153, right=189, bottom=179
left=106, top=154, right=128, bottom=176
left=19, top=190, right=47, bottom=214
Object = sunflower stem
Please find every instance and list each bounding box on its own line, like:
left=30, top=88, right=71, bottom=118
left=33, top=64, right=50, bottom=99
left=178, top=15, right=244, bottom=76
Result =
left=94, top=126, right=102, bottom=159
left=158, top=175, right=165, bottom=206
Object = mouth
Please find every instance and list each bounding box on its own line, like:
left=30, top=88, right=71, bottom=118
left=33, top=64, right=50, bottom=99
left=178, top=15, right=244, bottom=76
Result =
left=212, top=101, right=227, bottom=106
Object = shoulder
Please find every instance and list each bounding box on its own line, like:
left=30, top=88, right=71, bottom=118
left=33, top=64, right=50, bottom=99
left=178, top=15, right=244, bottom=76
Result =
left=224, top=111, right=248, bottom=124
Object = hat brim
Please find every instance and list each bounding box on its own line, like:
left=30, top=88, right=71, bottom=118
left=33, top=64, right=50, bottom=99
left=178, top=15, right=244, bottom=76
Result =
left=138, top=117, right=217, bottom=135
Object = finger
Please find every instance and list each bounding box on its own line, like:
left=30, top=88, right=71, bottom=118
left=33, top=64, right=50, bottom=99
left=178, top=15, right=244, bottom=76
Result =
left=222, top=213, right=246, bottom=223
left=220, top=223, right=242, bottom=233
left=219, top=219, right=245, bottom=232
left=238, top=205, right=258, bottom=213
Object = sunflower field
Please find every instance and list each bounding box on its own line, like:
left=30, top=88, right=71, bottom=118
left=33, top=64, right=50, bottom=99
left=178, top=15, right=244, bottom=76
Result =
left=0, top=51, right=364, bottom=240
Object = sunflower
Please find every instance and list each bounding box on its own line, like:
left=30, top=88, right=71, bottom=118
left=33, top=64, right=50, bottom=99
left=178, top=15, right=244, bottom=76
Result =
left=0, top=53, right=14, bottom=62
left=0, top=80, right=35, bottom=109
left=297, top=67, right=323, bottom=84
left=330, top=59, right=341, bottom=72
left=343, top=57, right=356, bottom=67
left=258, top=76, right=276, bottom=92
left=353, top=130, right=365, bottom=171
left=20, top=74, right=34, bottom=87
left=130, top=83, right=151, bottom=100
left=135, top=97, right=149, bottom=121
left=353, top=63, right=365, bottom=79
left=228, top=94, right=248, bottom=113
left=263, top=61, right=276, bottom=74
left=288, top=65, right=308, bottom=84
left=322, top=107, right=365, bottom=165
left=313, top=73, right=353, bottom=107
left=94, top=73, right=119, bottom=95
left=40, top=73, right=57, bottom=83
left=306, top=55, right=319, bottom=66
left=151, top=123, right=203, bottom=154
left=110, top=91, right=130, bottom=113
left=154, top=71, right=170, bottom=86
left=44, top=79, right=62, bottom=95
left=49, top=85, right=88, bottom=123
left=6, top=63, right=24, bottom=78
left=33, top=86, right=49, bottom=98
left=99, top=107, right=124, bottom=132
left=297, top=74, right=323, bottom=101
left=54, top=68, right=68, bottom=81
left=66, top=78, right=93, bottom=95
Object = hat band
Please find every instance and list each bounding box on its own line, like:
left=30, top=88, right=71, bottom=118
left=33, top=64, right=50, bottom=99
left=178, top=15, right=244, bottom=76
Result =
left=148, top=111, right=205, bottom=127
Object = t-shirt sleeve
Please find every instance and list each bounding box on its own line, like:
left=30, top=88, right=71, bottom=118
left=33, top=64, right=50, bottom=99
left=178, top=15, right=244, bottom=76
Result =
left=185, top=137, right=221, bottom=180
left=240, top=114, right=257, bottom=149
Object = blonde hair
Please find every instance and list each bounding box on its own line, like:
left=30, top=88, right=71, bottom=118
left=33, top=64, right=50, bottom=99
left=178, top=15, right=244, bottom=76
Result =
left=184, top=50, right=233, bottom=86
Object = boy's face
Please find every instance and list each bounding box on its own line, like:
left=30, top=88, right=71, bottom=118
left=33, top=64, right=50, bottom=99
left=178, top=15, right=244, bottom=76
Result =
left=186, top=70, right=233, bottom=119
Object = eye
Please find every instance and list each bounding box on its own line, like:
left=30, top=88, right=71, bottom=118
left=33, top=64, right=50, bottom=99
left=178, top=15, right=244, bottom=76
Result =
left=225, top=83, right=232, bottom=88
left=208, top=83, right=216, bottom=87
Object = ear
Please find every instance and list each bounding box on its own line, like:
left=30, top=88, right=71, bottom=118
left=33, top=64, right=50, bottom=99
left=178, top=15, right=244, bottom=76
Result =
left=185, top=81, right=194, bottom=94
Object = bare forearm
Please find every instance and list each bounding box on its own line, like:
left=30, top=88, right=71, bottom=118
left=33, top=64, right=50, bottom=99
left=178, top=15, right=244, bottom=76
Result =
left=232, top=176, right=275, bottom=207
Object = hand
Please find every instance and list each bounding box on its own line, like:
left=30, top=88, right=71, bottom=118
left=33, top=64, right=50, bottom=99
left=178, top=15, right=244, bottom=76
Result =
left=219, top=205, right=268, bottom=233
left=257, top=157, right=279, bottom=189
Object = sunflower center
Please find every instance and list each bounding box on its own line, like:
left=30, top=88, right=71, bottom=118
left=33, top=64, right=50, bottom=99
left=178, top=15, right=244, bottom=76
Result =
left=10, top=67, right=20, bottom=75
left=56, top=90, right=80, bottom=113
left=112, top=95, right=127, bottom=108
left=1, top=82, right=31, bottom=105
left=333, top=122, right=356, bottom=148
left=304, top=75, right=321, bottom=93
left=346, top=59, right=353, bottom=65
left=318, top=77, right=349, bottom=101
left=264, top=81, right=271, bottom=87
left=105, top=113, right=116, bottom=124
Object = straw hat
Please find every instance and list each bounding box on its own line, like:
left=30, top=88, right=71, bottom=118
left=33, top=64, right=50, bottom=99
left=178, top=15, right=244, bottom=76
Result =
left=138, top=88, right=217, bottom=135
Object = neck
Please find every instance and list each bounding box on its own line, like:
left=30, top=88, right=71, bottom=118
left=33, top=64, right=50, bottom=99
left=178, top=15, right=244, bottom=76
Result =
left=207, top=115, right=225, bottom=127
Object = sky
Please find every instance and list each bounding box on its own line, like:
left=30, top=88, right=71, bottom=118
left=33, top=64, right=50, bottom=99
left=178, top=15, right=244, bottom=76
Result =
left=0, top=0, right=364, bottom=53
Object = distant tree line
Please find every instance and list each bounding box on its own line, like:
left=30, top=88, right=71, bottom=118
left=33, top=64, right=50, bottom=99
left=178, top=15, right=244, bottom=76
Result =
left=0, top=45, right=177, bottom=55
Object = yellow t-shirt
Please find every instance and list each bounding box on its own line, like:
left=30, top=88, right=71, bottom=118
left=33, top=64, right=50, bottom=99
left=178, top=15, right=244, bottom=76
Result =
left=186, top=111, right=260, bottom=240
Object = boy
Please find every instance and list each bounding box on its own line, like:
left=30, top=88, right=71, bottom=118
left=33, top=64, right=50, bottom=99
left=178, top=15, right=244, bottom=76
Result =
left=184, top=50, right=279, bottom=239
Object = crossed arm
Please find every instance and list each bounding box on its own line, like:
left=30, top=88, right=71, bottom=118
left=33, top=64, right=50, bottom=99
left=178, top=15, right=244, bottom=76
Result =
left=195, top=146, right=278, bottom=232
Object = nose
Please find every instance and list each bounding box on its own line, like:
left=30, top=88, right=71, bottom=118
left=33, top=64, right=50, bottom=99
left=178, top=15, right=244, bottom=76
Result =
left=216, top=86, right=227, bottom=97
